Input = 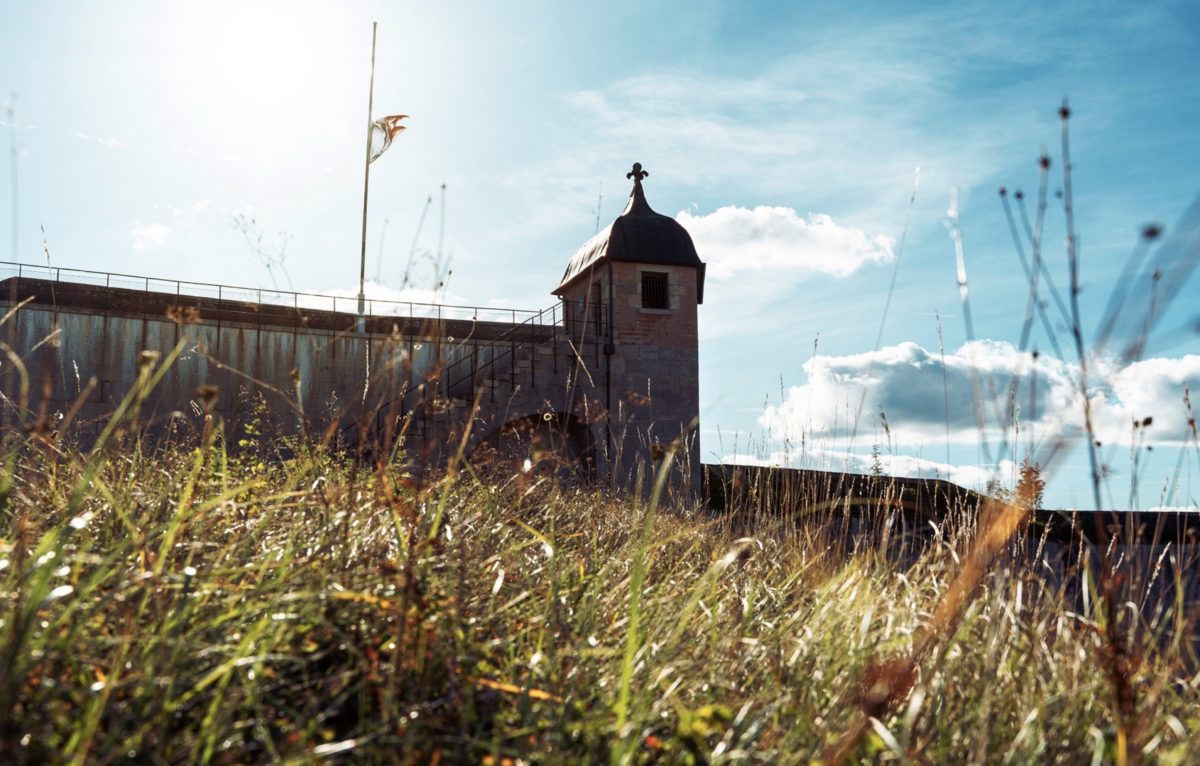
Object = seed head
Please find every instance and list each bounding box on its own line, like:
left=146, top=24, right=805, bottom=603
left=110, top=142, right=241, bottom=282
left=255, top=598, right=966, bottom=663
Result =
left=137, top=349, right=160, bottom=373
left=195, top=384, right=220, bottom=412
left=166, top=305, right=201, bottom=325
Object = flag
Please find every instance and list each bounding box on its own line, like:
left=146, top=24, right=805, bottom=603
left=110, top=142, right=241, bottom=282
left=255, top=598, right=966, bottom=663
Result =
left=368, top=114, right=408, bottom=163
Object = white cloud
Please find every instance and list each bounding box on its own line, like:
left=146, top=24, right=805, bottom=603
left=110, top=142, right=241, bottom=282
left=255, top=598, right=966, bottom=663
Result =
left=1104, top=355, right=1200, bottom=443
left=130, top=201, right=208, bottom=252
left=171, top=200, right=210, bottom=227
left=759, top=340, right=1200, bottom=449
left=676, top=206, right=895, bottom=279
left=130, top=222, right=171, bottom=250
left=721, top=448, right=1018, bottom=492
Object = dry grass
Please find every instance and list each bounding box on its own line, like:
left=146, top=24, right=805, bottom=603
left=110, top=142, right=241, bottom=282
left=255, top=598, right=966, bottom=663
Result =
left=0, top=414, right=1198, bottom=764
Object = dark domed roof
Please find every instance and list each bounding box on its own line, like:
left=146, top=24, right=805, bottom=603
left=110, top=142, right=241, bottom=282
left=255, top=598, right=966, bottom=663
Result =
left=554, top=164, right=706, bottom=303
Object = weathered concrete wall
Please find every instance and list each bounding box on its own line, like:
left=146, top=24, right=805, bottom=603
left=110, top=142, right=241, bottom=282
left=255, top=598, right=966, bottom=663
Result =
left=1, top=290, right=592, bottom=474
left=4, top=302, right=416, bottom=442
left=0, top=278, right=554, bottom=453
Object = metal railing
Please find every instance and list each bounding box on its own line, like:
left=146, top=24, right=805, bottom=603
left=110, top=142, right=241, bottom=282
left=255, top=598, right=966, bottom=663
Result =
left=437, top=301, right=564, bottom=401
left=361, top=301, right=568, bottom=441
left=0, top=260, right=557, bottom=327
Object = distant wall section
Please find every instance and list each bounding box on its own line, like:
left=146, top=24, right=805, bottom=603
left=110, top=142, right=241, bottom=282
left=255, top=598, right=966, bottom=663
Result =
left=0, top=277, right=532, bottom=448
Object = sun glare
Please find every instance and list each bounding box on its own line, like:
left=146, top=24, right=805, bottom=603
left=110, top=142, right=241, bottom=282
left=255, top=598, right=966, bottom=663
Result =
left=152, top=4, right=363, bottom=158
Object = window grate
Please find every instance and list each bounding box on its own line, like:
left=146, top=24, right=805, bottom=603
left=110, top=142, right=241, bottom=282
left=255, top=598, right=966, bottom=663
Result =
left=641, top=271, right=669, bottom=310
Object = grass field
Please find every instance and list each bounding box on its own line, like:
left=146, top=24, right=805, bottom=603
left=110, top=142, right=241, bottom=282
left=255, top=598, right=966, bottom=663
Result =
left=1, top=407, right=1198, bottom=764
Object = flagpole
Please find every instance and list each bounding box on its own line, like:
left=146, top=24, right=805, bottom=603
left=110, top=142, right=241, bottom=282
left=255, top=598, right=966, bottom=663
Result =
left=7, top=94, right=16, bottom=263
left=357, top=21, right=378, bottom=319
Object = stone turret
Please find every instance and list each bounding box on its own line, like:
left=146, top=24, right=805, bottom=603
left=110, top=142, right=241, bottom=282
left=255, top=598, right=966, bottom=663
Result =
left=553, top=163, right=705, bottom=495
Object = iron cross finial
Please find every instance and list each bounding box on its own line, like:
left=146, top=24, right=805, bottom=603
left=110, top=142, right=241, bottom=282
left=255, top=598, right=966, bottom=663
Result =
left=626, top=163, right=649, bottom=184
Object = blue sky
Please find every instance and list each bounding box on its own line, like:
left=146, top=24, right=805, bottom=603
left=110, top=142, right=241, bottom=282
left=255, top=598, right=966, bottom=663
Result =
left=3, top=0, right=1199, bottom=509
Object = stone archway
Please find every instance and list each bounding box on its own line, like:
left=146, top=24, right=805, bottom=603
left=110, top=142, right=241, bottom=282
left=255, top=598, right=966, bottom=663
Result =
left=470, top=411, right=596, bottom=482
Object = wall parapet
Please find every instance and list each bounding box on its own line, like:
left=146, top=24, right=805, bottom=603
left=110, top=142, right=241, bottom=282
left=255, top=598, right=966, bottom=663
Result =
left=0, top=261, right=553, bottom=329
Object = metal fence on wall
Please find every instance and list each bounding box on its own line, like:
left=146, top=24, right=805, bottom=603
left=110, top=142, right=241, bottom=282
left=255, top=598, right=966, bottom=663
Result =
left=0, top=261, right=561, bottom=328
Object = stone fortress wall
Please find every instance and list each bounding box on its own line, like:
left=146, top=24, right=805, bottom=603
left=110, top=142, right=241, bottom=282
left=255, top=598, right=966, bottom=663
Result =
left=0, top=164, right=705, bottom=495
